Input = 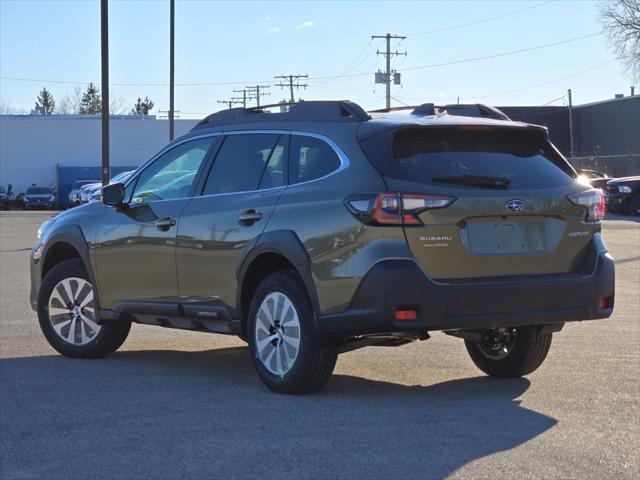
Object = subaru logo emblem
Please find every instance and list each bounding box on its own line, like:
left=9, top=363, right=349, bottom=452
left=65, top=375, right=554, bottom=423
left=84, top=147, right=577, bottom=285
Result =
left=506, top=199, right=527, bottom=213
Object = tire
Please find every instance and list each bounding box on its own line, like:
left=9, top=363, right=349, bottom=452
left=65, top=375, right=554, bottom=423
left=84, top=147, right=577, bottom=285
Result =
left=37, top=258, right=130, bottom=358
left=465, top=326, right=552, bottom=377
left=630, top=195, right=640, bottom=216
left=247, top=270, right=337, bottom=394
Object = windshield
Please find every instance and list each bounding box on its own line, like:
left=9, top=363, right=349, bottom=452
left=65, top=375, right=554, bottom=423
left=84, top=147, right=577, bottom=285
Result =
left=110, top=171, right=133, bottom=184
left=27, top=187, right=52, bottom=195
left=73, top=180, right=99, bottom=189
left=360, top=126, right=576, bottom=190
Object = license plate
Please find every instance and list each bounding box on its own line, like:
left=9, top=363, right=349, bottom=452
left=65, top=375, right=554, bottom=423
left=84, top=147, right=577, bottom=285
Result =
left=465, top=219, right=547, bottom=255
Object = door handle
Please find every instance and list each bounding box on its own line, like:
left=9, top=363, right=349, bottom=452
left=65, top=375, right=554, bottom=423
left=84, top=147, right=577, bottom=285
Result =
left=238, top=209, right=263, bottom=225
left=156, top=217, right=177, bottom=231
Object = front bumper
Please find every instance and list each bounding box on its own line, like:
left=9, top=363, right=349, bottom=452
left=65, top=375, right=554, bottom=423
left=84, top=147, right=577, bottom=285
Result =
left=316, top=239, right=615, bottom=337
left=24, top=202, right=55, bottom=209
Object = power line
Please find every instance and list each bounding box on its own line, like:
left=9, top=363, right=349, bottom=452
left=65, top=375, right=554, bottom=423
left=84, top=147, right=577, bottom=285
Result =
left=0, top=33, right=603, bottom=89
left=0, top=76, right=278, bottom=87
left=217, top=98, right=244, bottom=109
left=400, top=32, right=600, bottom=72
left=462, top=59, right=615, bottom=100
left=274, top=74, right=308, bottom=102
left=245, top=84, right=270, bottom=107
left=312, top=39, right=383, bottom=87
left=407, top=0, right=555, bottom=36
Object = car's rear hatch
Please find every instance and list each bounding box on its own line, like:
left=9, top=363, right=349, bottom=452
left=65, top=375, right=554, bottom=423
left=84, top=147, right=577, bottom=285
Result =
left=359, top=123, right=597, bottom=280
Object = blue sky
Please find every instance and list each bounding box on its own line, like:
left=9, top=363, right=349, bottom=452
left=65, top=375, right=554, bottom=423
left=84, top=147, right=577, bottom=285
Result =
left=1, top=0, right=637, bottom=117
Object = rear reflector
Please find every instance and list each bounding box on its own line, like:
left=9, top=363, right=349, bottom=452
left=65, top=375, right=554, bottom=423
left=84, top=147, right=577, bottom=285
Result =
left=599, top=296, right=613, bottom=309
left=395, top=309, right=418, bottom=321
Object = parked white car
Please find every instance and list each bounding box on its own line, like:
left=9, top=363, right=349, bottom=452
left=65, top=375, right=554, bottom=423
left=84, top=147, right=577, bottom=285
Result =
left=88, top=170, right=135, bottom=203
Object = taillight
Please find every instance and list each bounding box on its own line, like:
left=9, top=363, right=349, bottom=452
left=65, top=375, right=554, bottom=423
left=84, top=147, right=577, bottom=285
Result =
left=568, top=189, right=605, bottom=222
left=346, top=192, right=455, bottom=225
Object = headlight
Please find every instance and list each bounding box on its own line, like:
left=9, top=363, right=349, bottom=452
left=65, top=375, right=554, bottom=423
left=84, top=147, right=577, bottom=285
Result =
left=37, top=219, right=53, bottom=240
left=618, top=185, right=632, bottom=193
left=49, top=195, right=55, bottom=202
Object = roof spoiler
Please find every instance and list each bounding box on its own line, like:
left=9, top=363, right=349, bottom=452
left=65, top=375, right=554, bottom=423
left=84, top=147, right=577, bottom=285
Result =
left=368, top=103, right=511, bottom=121
left=192, top=100, right=371, bottom=131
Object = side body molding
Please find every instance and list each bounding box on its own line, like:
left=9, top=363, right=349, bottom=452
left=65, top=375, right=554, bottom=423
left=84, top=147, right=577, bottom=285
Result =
left=235, top=230, right=320, bottom=319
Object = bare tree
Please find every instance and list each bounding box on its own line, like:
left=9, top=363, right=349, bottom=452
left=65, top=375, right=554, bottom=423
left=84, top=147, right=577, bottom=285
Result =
left=57, top=87, right=83, bottom=114
left=0, top=99, right=15, bottom=114
left=599, top=0, right=640, bottom=80
left=109, top=94, right=128, bottom=115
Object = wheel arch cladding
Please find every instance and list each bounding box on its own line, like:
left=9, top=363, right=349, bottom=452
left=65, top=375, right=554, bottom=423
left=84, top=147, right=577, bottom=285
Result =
left=236, top=230, right=320, bottom=336
left=41, top=226, right=101, bottom=308
left=42, top=241, right=81, bottom=279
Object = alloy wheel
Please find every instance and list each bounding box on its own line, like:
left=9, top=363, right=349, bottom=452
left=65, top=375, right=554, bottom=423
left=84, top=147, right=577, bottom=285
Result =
left=254, top=292, right=301, bottom=376
left=48, top=277, right=101, bottom=345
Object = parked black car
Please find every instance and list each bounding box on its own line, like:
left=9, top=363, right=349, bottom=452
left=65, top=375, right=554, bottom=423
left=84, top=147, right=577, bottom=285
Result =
left=605, top=176, right=640, bottom=215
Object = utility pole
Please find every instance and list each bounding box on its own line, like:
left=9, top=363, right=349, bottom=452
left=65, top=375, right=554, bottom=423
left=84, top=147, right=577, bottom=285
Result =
left=233, top=88, right=251, bottom=108
left=274, top=74, right=308, bottom=103
left=169, top=0, right=175, bottom=141
left=100, top=0, right=109, bottom=186
left=245, top=85, right=270, bottom=107
left=567, top=88, right=574, bottom=158
left=217, top=99, right=243, bottom=109
left=372, top=33, right=406, bottom=110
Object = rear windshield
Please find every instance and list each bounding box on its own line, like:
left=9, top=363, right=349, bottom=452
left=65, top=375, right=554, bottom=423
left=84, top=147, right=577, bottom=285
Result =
left=27, top=187, right=52, bottom=194
left=360, top=126, right=575, bottom=189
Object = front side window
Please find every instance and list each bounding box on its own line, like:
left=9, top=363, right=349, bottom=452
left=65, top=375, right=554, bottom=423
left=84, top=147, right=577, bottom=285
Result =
left=289, top=135, right=341, bottom=185
left=203, top=134, right=285, bottom=195
left=130, top=137, right=214, bottom=204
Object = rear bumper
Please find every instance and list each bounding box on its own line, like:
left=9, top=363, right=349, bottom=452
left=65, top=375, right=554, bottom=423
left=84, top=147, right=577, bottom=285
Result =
left=316, top=243, right=615, bottom=337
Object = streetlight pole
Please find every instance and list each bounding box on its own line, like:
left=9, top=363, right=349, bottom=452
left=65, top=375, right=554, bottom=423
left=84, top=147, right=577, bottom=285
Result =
left=100, top=0, right=109, bottom=186
left=169, top=0, right=175, bottom=141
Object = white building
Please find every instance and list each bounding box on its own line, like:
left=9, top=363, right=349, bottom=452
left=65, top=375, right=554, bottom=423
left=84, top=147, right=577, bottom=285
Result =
left=0, top=115, right=197, bottom=197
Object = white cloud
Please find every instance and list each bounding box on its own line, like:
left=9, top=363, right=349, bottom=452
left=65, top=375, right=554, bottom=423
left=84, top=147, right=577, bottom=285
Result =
left=295, top=20, right=314, bottom=30
left=267, top=26, right=281, bottom=34
left=265, top=16, right=271, bottom=22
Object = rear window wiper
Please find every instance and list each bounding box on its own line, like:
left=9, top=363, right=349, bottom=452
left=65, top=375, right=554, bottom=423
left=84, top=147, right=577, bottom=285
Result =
left=431, top=175, right=511, bottom=189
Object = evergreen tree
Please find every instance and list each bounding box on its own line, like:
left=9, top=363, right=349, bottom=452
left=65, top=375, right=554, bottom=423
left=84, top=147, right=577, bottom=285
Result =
left=129, top=96, right=155, bottom=115
left=35, top=87, right=55, bottom=114
left=79, top=83, right=102, bottom=114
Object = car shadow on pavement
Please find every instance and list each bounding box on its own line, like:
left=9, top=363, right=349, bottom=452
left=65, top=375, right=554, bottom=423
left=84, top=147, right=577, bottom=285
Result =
left=1, top=347, right=557, bottom=479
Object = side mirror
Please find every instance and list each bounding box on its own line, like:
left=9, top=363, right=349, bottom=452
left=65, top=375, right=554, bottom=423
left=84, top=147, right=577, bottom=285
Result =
left=103, top=183, right=126, bottom=206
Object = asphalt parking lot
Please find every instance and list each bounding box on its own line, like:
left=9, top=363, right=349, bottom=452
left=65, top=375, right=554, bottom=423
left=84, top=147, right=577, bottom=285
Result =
left=0, top=211, right=638, bottom=479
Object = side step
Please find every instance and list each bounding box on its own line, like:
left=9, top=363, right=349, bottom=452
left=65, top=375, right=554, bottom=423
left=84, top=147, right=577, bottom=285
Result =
left=98, top=301, right=242, bottom=336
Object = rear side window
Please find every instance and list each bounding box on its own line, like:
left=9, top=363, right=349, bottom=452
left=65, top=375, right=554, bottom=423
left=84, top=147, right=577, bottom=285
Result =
left=289, top=135, right=341, bottom=185
left=360, top=126, right=575, bottom=189
left=203, top=134, right=285, bottom=195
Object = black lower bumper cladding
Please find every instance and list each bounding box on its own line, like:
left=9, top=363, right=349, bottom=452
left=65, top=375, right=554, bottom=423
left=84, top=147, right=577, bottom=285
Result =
left=317, top=252, right=615, bottom=337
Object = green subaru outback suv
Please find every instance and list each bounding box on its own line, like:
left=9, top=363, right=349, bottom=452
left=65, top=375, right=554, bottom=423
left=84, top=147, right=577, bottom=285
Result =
left=30, top=101, right=615, bottom=394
